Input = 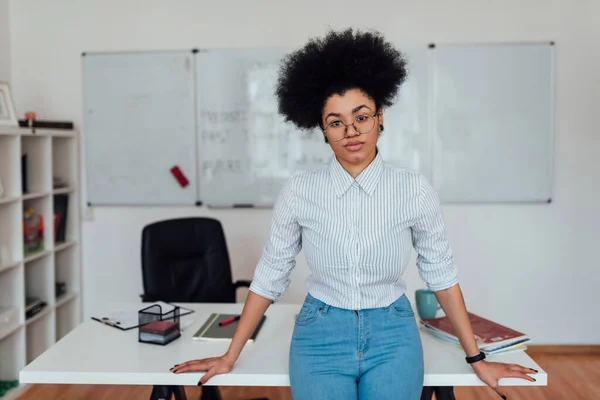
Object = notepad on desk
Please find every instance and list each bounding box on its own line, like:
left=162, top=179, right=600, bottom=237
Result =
left=193, top=313, right=266, bottom=342
left=91, top=301, right=194, bottom=331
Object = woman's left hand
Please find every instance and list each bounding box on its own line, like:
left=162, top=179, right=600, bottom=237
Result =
left=471, top=360, right=538, bottom=399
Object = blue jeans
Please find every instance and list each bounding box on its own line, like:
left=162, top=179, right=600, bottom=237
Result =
left=289, top=293, right=424, bottom=400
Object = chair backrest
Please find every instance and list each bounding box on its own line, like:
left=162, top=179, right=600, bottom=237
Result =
left=141, top=217, right=236, bottom=303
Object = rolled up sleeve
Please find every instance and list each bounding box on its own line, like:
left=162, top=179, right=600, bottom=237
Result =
left=411, top=175, right=459, bottom=291
left=249, top=174, right=302, bottom=302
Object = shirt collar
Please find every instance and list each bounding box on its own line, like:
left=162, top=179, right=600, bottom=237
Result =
left=329, top=149, right=384, bottom=198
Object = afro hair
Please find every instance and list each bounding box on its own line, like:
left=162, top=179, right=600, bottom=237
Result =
left=275, top=28, right=408, bottom=130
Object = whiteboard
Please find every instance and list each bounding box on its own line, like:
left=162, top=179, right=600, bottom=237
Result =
left=378, top=47, right=432, bottom=181
left=431, top=43, right=554, bottom=202
left=83, top=51, right=197, bottom=205
left=82, top=43, right=554, bottom=207
left=195, top=48, right=332, bottom=207
left=195, top=47, right=431, bottom=207
left=196, top=49, right=332, bottom=207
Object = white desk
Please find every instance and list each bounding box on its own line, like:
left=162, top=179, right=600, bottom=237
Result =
left=20, top=302, right=547, bottom=389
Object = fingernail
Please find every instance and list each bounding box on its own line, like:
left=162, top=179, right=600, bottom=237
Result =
left=173, top=364, right=178, bottom=367
left=530, top=368, right=538, bottom=372
left=197, top=381, right=202, bottom=386
left=501, top=396, right=506, bottom=400
left=532, top=377, right=536, bottom=381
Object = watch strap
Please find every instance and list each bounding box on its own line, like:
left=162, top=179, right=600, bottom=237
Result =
left=465, top=351, right=486, bottom=364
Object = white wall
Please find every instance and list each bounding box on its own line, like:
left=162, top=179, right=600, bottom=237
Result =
left=0, top=0, right=10, bottom=82
left=8, top=0, right=600, bottom=344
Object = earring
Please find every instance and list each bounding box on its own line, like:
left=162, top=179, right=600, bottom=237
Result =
left=379, top=124, right=384, bottom=132
left=324, top=136, right=329, bottom=144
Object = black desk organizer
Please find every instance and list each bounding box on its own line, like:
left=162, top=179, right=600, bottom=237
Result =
left=138, top=304, right=181, bottom=345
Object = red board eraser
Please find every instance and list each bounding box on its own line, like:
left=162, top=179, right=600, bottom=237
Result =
left=170, top=166, right=189, bottom=188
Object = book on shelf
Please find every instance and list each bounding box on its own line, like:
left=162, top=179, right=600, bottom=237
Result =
left=53, top=194, right=69, bottom=243
left=420, top=312, right=530, bottom=355
left=25, top=297, right=47, bottom=320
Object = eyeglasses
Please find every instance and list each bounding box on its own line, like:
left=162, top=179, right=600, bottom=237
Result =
left=323, top=112, right=378, bottom=142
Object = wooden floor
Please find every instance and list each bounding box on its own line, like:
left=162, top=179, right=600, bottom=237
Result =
left=16, top=353, right=600, bottom=400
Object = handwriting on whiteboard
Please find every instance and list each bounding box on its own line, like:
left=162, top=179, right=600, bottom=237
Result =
left=198, top=106, right=330, bottom=180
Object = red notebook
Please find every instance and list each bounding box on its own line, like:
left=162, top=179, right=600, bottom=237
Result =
left=140, top=320, right=178, bottom=334
left=421, top=312, right=529, bottom=350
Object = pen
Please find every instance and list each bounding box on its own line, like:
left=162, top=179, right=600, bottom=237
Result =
left=219, top=316, right=240, bottom=327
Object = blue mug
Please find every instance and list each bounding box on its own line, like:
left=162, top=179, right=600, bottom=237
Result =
left=415, top=289, right=441, bottom=319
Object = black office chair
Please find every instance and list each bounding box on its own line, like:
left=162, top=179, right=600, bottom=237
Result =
left=140, top=217, right=266, bottom=400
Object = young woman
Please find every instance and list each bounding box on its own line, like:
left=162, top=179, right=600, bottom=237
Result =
left=172, top=28, right=537, bottom=399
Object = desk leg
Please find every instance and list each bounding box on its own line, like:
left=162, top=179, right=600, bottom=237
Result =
left=420, top=386, right=435, bottom=400
left=200, top=386, right=223, bottom=400
left=149, top=385, right=171, bottom=400
left=172, top=385, right=188, bottom=400
left=435, top=386, right=457, bottom=400
left=421, top=386, right=456, bottom=400
left=148, top=385, right=187, bottom=400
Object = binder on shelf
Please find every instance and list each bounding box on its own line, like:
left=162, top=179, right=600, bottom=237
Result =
left=21, top=154, right=27, bottom=194
left=53, top=194, right=69, bottom=243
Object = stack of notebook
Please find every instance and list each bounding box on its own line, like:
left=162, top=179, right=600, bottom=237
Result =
left=420, top=312, right=530, bottom=355
left=139, top=320, right=180, bottom=345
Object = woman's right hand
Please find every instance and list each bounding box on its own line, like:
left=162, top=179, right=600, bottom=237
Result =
left=171, top=292, right=273, bottom=385
left=170, top=354, right=235, bottom=385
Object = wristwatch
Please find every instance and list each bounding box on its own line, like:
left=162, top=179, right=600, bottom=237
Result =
left=465, top=351, right=486, bottom=364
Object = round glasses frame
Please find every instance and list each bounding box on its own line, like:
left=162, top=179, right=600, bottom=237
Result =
left=322, top=112, right=379, bottom=142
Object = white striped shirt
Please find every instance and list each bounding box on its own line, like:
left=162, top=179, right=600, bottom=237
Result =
left=249, top=150, right=459, bottom=310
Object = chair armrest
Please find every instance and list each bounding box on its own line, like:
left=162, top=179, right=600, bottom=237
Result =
left=233, top=280, right=252, bottom=289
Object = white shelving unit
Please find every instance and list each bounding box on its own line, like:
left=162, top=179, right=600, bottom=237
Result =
left=0, top=126, right=81, bottom=399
